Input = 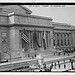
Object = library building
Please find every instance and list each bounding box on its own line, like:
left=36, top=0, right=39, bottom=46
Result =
left=0, top=5, right=75, bottom=61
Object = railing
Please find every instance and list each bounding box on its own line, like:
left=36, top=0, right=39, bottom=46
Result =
left=0, top=59, right=38, bottom=71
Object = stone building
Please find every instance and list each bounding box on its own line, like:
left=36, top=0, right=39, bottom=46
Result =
left=0, top=5, right=75, bottom=61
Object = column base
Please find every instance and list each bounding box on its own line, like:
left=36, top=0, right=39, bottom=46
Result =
left=9, top=50, right=22, bottom=61
left=29, top=48, right=34, bottom=53
left=39, top=47, right=44, bottom=51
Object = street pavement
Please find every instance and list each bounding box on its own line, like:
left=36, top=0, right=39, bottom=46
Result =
left=0, top=50, right=75, bottom=72
left=42, top=51, right=75, bottom=72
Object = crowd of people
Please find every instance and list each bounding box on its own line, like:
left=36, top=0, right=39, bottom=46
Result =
left=38, top=58, right=75, bottom=72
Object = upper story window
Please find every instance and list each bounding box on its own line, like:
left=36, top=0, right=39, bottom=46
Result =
left=61, top=39, right=63, bottom=46
left=57, top=39, right=59, bottom=46
left=1, top=32, right=7, bottom=38
left=61, top=34, right=62, bottom=37
left=68, top=39, right=70, bottom=45
left=67, top=34, right=69, bottom=37
left=57, top=33, right=59, bottom=37
left=64, top=34, right=66, bottom=37
left=0, top=8, right=2, bottom=12
left=64, top=39, right=66, bottom=45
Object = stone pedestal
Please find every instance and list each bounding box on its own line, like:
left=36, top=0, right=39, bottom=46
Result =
left=39, top=47, right=44, bottom=51
left=36, top=53, right=44, bottom=69
left=29, top=48, right=34, bottom=53
left=10, top=50, right=22, bottom=61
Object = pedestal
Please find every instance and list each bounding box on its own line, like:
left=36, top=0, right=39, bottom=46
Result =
left=10, top=50, right=22, bottom=61
left=39, top=47, right=44, bottom=51
left=29, top=48, right=34, bottom=53
left=36, top=53, right=44, bottom=69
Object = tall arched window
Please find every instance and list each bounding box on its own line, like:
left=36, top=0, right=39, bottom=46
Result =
left=2, top=39, right=7, bottom=53
left=61, top=39, right=63, bottom=46
left=57, top=33, right=59, bottom=37
left=64, top=39, right=66, bottom=45
left=57, top=39, right=59, bottom=46
left=68, top=39, right=70, bottom=45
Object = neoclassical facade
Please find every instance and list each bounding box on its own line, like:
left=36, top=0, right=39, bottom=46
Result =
left=0, top=5, right=75, bottom=60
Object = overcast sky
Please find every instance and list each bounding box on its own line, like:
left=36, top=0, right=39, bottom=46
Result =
left=25, top=5, right=75, bottom=26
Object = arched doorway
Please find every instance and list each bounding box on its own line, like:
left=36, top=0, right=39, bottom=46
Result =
left=1, top=39, right=7, bottom=60
left=2, top=39, right=7, bottom=53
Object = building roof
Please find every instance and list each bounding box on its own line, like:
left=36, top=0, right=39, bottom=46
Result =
left=0, top=5, right=32, bottom=14
left=52, top=22, right=71, bottom=27
left=19, top=5, right=32, bottom=14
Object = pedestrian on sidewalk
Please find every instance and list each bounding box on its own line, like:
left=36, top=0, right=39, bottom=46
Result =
left=63, top=60, right=66, bottom=69
left=68, top=53, right=70, bottom=56
left=70, top=59, right=74, bottom=70
left=54, top=62, right=56, bottom=69
left=58, top=64, right=60, bottom=69
left=58, top=61, right=60, bottom=69
left=49, top=62, right=53, bottom=72
left=63, top=52, right=65, bottom=55
left=43, top=64, right=46, bottom=71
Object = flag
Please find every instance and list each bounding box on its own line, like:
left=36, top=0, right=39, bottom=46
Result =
left=43, top=31, right=46, bottom=49
left=21, top=29, right=29, bottom=44
left=33, top=29, right=40, bottom=50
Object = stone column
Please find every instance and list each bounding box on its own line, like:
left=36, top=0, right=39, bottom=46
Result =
left=48, top=33, right=49, bottom=48
left=9, top=27, right=22, bottom=59
left=69, top=34, right=71, bottom=45
left=29, top=31, right=31, bottom=48
left=71, top=31, right=74, bottom=45
left=71, top=32, right=73, bottom=45
left=50, top=30, right=54, bottom=48
left=39, top=31, right=41, bottom=46
left=59, top=34, right=61, bottom=46
left=66, top=34, right=68, bottom=46
left=32, top=31, right=33, bottom=48
left=41, top=31, right=43, bottom=48
left=63, top=34, right=64, bottom=46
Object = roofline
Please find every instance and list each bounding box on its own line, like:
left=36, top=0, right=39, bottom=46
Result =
left=52, top=22, right=71, bottom=26
left=0, top=23, right=54, bottom=28
left=19, top=5, right=32, bottom=14
left=8, top=12, right=53, bottom=20
left=54, top=28, right=73, bottom=31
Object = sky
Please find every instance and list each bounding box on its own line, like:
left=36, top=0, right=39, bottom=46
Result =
left=25, top=5, right=75, bottom=26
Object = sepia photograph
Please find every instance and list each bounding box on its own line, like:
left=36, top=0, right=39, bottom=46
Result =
left=0, top=4, right=75, bottom=72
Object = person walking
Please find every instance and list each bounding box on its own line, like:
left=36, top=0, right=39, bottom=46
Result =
left=49, top=62, right=53, bottom=72
left=70, top=59, right=74, bottom=70
left=54, top=62, right=56, bottom=69
left=63, top=60, right=66, bottom=69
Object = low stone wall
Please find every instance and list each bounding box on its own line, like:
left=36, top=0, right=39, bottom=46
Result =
left=44, top=55, right=75, bottom=64
left=0, top=59, right=38, bottom=71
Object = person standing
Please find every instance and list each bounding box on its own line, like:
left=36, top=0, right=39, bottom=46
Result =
left=70, top=59, right=74, bottom=70
left=63, top=60, right=66, bottom=69
left=49, top=62, right=53, bottom=72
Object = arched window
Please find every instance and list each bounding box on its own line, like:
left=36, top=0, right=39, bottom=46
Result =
left=61, top=34, right=62, bottom=37
left=53, top=39, right=55, bottom=46
left=57, top=39, right=59, bottom=46
left=2, top=39, right=7, bottom=53
left=57, top=33, right=59, bottom=37
left=64, top=34, right=66, bottom=37
left=64, top=39, right=66, bottom=45
left=61, top=39, right=63, bottom=46
left=67, top=34, right=69, bottom=37
left=68, top=39, right=70, bottom=45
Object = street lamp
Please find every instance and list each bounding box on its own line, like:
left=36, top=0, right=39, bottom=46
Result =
left=7, top=49, right=11, bottom=64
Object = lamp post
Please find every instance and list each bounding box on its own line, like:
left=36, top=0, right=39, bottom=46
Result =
left=7, top=49, right=11, bottom=64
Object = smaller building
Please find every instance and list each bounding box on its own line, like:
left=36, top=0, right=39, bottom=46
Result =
left=53, top=22, right=75, bottom=51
